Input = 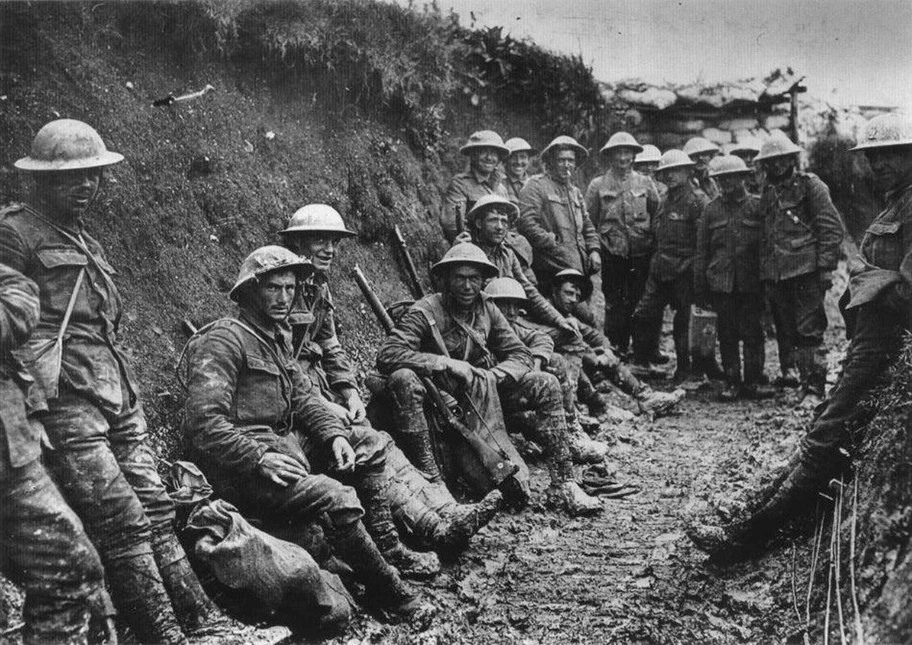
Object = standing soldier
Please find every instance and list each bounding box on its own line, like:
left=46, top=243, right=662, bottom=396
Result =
left=585, top=132, right=662, bottom=358
left=634, top=144, right=667, bottom=203
left=0, top=119, right=232, bottom=644
left=683, top=137, right=721, bottom=201
left=689, top=113, right=912, bottom=558
left=1, top=263, right=113, bottom=645
left=181, top=246, right=433, bottom=618
left=631, top=150, right=710, bottom=380
left=441, top=130, right=510, bottom=243
left=694, top=156, right=773, bottom=400
left=755, top=130, right=844, bottom=406
left=518, top=135, right=601, bottom=320
left=376, top=243, right=603, bottom=516
left=278, top=204, right=502, bottom=557
left=503, top=137, right=535, bottom=205
left=729, top=137, right=763, bottom=194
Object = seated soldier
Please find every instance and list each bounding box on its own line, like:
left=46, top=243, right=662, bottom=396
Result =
left=1, top=262, right=115, bottom=645
left=278, top=204, right=503, bottom=555
left=181, top=246, right=432, bottom=619
left=376, top=242, right=603, bottom=517
left=481, top=277, right=610, bottom=464
left=548, top=269, right=684, bottom=416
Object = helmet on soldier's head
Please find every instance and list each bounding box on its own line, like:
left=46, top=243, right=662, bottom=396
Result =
left=539, top=135, right=589, bottom=162
left=656, top=149, right=695, bottom=173
left=466, top=194, right=520, bottom=227
left=459, top=130, right=510, bottom=158
left=753, top=130, right=802, bottom=162
left=505, top=137, right=535, bottom=156
left=430, top=242, right=499, bottom=280
left=599, top=132, right=644, bottom=156
left=279, top=204, right=356, bottom=238
left=635, top=145, right=662, bottom=165
left=15, top=119, right=124, bottom=172
left=229, top=246, right=313, bottom=302
left=553, top=268, right=593, bottom=301
left=708, top=155, right=752, bottom=177
left=730, top=137, right=762, bottom=157
left=483, top=277, right=528, bottom=303
left=849, top=113, right=912, bottom=152
left=683, top=137, right=720, bottom=158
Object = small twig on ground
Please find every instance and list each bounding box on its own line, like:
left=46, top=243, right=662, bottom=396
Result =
left=790, top=542, right=803, bottom=625
left=824, top=505, right=834, bottom=645
left=849, top=478, right=866, bottom=645
left=807, top=503, right=826, bottom=629
left=832, top=479, right=847, bottom=645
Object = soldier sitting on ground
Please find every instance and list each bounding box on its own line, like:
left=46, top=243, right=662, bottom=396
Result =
left=688, top=113, right=912, bottom=559
left=1, top=119, right=235, bottom=645
left=546, top=269, right=684, bottom=418
left=181, top=246, right=433, bottom=619
left=278, top=204, right=503, bottom=557
left=376, top=243, right=603, bottom=517
left=0, top=262, right=115, bottom=645
left=481, top=277, right=611, bottom=465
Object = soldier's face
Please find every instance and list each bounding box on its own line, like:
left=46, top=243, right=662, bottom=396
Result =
left=471, top=148, right=502, bottom=176
left=635, top=162, right=658, bottom=177
left=507, top=151, right=530, bottom=179
left=475, top=209, right=510, bottom=245
left=691, top=151, right=716, bottom=171
left=496, top=300, right=521, bottom=322
left=553, top=281, right=581, bottom=315
left=550, top=150, right=577, bottom=184
left=36, top=168, right=102, bottom=217
left=293, top=235, right=342, bottom=273
left=732, top=150, right=757, bottom=167
left=865, top=148, right=912, bottom=192
left=609, top=148, right=636, bottom=173
left=763, top=155, right=796, bottom=179
left=718, top=174, right=746, bottom=196
left=446, top=265, right=484, bottom=308
left=250, top=271, right=297, bottom=323
left=659, top=167, right=690, bottom=189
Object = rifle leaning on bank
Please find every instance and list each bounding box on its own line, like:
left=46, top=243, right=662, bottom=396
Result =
left=351, top=265, right=518, bottom=487
left=393, top=224, right=424, bottom=299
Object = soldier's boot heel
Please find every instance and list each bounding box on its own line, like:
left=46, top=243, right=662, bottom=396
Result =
left=433, top=489, right=504, bottom=552
left=106, top=551, right=188, bottom=645
left=397, top=430, right=443, bottom=483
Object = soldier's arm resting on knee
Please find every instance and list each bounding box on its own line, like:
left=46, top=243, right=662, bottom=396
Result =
left=487, top=303, right=534, bottom=384
left=376, top=307, right=449, bottom=376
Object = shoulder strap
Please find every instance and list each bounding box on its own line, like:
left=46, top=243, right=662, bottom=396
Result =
left=57, top=268, right=86, bottom=344
left=415, top=303, right=451, bottom=359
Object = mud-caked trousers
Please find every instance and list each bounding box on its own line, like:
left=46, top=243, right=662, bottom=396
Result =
left=41, top=383, right=214, bottom=644
left=498, top=371, right=575, bottom=488
left=710, top=291, right=765, bottom=386
left=601, top=253, right=652, bottom=354
left=765, top=272, right=829, bottom=393
left=1, top=458, right=107, bottom=645
left=632, top=270, right=692, bottom=372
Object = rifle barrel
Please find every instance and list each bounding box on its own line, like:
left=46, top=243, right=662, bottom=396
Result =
left=352, top=265, right=395, bottom=334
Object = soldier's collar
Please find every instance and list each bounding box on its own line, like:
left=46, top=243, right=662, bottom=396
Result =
left=239, top=306, right=289, bottom=340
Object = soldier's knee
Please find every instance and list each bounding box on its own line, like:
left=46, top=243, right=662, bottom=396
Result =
left=387, top=368, right=426, bottom=405
left=523, top=371, right=563, bottom=408
left=349, top=426, right=388, bottom=470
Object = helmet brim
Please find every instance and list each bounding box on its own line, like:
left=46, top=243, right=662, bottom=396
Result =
left=14, top=151, right=125, bottom=172
left=430, top=258, right=499, bottom=281
left=229, top=259, right=314, bottom=302
left=600, top=144, right=644, bottom=156
left=279, top=225, right=357, bottom=238
left=460, top=143, right=510, bottom=158
left=849, top=140, right=912, bottom=153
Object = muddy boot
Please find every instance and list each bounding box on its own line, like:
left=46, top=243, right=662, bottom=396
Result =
left=586, top=392, right=635, bottom=424
left=331, top=522, right=435, bottom=622
left=635, top=386, right=685, bottom=416
left=150, top=531, right=221, bottom=634
left=569, top=426, right=609, bottom=464
left=546, top=481, right=603, bottom=517
left=719, top=381, right=740, bottom=401
left=360, top=473, right=440, bottom=580
left=742, top=345, right=774, bottom=399
left=432, top=489, right=504, bottom=553
left=773, top=365, right=801, bottom=388
left=688, top=460, right=832, bottom=559
left=106, top=551, right=188, bottom=645
left=389, top=373, right=443, bottom=482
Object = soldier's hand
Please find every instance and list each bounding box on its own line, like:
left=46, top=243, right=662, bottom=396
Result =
left=256, top=452, right=308, bottom=487
left=558, top=317, right=582, bottom=339
left=444, top=358, right=475, bottom=387
left=588, top=250, right=602, bottom=274
left=819, top=270, right=834, bottom=292
left=342, top=388, right=367, bottom=424
left=331, top=437, right=356, bottom=473
left=453, top=231, right=473, bottom=245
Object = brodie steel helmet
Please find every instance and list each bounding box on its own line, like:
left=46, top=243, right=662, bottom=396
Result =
left=753, top=130, right=802, bottom=162
left=599, top=131, right=644, bottom=156
left=708, top=155, right=752, bottom=177
left=634, top=144, right=662, bottom=165
left=656, top=149, right=695, bottom=173
left=229, top=246, right=313, bottom=302
left=483, top=277, right=528, bottom=302
left=15, top=119, right=124, bottom=172
left=279, top=204, right=356, bottom=238
left=849, top=113, right=912, bottom=152
left=539, top=135, right=589, bottom=161
left=466, top=194, right=520, bottom=227
left=430, top=242, right=499, bottom=280
left=459, top=130, right=510, bottom=158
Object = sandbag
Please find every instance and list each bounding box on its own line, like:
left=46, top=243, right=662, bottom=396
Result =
left=185, top=500, right=353, bottom=633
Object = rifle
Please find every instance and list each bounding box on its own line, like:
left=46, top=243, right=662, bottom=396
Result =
left=393, top=224, right=425, bottom=299
left=352, top=265, right=518, bottom=487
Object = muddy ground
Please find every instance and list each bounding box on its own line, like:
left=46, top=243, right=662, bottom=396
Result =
left=276, top=286, right=852, bottom=645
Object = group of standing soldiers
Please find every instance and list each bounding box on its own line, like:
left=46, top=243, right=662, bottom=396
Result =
left=1, top=109, right=909, bottom=643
